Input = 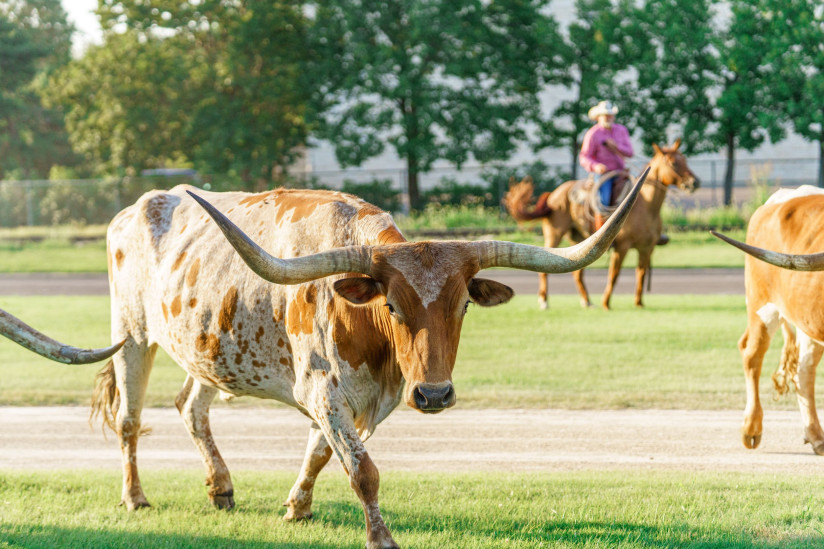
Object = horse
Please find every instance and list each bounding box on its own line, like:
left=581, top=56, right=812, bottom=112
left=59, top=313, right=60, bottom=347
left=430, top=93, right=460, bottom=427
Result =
left=504, top=140, right=699, bottom=310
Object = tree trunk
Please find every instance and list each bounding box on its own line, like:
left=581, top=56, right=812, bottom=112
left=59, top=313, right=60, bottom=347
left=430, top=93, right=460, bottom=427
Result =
left=570, top=138, right=579, bottom=180
left=819, top=127, right=824, bottom=188
left=723, top=132, right=735, bottom=207
left=407, top=152, right=420, bottom=211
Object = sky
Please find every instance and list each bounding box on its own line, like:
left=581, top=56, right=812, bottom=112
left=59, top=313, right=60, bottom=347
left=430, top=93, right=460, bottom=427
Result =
left=62, top=0, right=102, bottom=56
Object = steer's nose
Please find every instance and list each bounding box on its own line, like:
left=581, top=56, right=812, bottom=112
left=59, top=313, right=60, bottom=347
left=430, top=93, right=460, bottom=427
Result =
left=412, top=382, right=456, bottom=413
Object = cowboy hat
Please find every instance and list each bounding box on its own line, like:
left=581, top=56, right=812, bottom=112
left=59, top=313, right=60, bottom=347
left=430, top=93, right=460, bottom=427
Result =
left=588, top=100, right=619, bottom=120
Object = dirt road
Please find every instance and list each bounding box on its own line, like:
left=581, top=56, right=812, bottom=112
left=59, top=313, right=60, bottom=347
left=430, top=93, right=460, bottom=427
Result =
left=1, top=406, right=820, bottom=475
left=0, top=269, right=745, bottom=296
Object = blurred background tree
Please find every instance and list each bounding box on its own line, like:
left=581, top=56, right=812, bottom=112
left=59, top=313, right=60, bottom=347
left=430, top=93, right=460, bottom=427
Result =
left=0, top=0, right=77, bottom=180
left=48, top=0, right=311, bottom=188
left=307, top=0, right=560, bottom=209
left=533, top=0, right=642, bottom=180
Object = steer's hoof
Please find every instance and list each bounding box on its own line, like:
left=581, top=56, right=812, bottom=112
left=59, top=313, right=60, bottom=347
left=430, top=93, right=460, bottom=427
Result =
left=209, top=490, right=235, bottom=510
left=742, top=432, right=761, bottom=449
left=120, top=498, right=150, bottom=511
left=804, top=438, right=824, bottom=456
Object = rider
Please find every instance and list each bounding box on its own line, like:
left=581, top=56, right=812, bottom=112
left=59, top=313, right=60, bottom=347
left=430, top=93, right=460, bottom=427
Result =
left=579, top=100, right=634, bottom=231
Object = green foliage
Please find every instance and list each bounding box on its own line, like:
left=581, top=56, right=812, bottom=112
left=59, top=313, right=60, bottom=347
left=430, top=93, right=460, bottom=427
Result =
left=308, top=0, right=558, bottom=207
left=616, top=0, right=718, bottom=155
left=47, top=2, right=310, bottom=187
left=535, top=0, right=642, bottom=179
left=0, top=0, right=77, bottom=180
left=341, top=179, right=401, bottom=212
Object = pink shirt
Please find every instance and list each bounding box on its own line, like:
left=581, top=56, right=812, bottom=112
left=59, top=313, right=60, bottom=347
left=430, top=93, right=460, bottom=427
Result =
left=579, top=123, right=634, bottom=173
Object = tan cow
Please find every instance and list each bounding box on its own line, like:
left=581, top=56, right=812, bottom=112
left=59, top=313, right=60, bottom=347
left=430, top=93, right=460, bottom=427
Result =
left=713, top=186, right=824, bottom=455
left=0, top=308, right=122, bottom=363
left=92, top=170, right=645, bottom=549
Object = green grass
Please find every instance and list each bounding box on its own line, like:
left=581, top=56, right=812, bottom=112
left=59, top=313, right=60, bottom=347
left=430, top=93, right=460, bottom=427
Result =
left=0, top=294, right=786, bottom=411
left=0, top=229, right=747, bottom=272
left=0, top=470, right=822, bottom=548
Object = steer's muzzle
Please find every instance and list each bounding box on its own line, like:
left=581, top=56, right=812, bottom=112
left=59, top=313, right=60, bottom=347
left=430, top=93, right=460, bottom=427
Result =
left=412, top=382, right=456, bottom=413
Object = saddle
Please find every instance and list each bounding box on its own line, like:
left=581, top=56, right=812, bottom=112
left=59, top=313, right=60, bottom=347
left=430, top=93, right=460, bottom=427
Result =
left=569, top=169, right=632, bottom=235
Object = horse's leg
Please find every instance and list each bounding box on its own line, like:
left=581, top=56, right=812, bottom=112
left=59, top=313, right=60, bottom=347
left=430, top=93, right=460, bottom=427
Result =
left=538, top=218, right=564, bottom=310
left=634, top=248, right=652, bottom=307
left=601, top=247, right=629, bottom=310
left=572, top=269, right=591, bottom=308
left=794, top=331, right=824, bottom=455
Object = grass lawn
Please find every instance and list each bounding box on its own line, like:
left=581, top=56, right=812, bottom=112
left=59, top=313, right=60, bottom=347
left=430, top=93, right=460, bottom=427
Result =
left=0, top=294, right=784, bottom=411
left=0, top=470, right=822, bottom=548
left=0, top=229, right=747, bottom=272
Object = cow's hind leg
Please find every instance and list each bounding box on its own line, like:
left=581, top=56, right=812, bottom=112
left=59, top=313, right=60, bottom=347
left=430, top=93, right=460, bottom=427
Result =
left=739, top=305, right=777, bottom=449
left=794, top=331, right=824, bottom=455
left=175, top=375, right=234, bottom=509
left=107, top=338, right=157, bottom=509
left=283, top=423, right=333, bottom=521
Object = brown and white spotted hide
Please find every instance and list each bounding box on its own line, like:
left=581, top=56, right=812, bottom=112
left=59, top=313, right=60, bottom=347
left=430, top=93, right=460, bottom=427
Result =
left=102, top=185, right=513, bottom=549
left=735, top=186, right=824, bottom=455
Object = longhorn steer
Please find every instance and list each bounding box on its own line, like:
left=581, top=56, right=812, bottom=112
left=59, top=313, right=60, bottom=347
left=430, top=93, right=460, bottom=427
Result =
left=713, top=186, right=824, bottom=455
left=89, top=170, right=644, bottom=549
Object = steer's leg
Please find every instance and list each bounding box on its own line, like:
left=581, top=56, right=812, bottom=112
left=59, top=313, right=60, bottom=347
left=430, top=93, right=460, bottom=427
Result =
left=175, top=375, right=234, bottom=509
left=112, top=337, right=157, bottom=509
left=314, top=401, right=398, bottom=549
left=601, top=246, right=629, bottom=310
left=739, top=305, right=776, bottom=450
left=283, top=423, right=333, bottom=521
left=794, top=331, right=824, bottom=455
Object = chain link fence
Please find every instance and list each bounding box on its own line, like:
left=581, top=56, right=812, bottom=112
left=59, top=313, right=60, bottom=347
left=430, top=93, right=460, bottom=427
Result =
left=0, top=157, right=819, bottom=228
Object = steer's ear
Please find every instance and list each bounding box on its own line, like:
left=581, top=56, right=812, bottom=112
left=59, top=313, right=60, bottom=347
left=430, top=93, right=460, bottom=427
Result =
left=334, top=277, right=383, bottom=305
left=468, top=278, right=514, bottom=307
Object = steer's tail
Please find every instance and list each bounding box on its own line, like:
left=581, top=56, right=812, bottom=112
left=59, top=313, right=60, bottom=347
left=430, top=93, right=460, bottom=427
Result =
left=90, top=359, right=119, bottom=433
left=772, top=319, right=799, bottom=397
left=503, top=176, right=553, bottom=222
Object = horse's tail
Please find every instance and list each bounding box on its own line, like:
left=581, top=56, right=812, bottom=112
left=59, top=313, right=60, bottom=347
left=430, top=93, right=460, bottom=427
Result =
left=503, top=176, right=553, bottom=222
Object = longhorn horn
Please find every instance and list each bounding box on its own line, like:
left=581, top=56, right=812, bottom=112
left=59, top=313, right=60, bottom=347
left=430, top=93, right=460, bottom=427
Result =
left=187, top=190, right=374, bottom=283
left=475, top=167, right=648, bottom=272
left=711, top=230, right=824, bottom=271
left=0, top=308, right=124, bottom=364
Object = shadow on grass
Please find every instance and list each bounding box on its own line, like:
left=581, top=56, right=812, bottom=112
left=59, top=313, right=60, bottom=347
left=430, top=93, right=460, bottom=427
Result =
left=0, top=523, right=342, bottom=549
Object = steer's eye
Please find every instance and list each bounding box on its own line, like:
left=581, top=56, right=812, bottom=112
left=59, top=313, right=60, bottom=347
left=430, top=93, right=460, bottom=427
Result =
left=463, top=300, right=472, bottom=315
left=385, top=303, right=396, bottom=314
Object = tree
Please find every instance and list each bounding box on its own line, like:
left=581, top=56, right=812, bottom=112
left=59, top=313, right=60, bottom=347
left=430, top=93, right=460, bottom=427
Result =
left=534, top=0, right=644, bottom=180
left=710, top=0, right=787, bottom=205
left=614, top=0, right=717, bottom=156
left=761, top=0, right=824, bottom=187
left=43, top=31, right=192, bottom=176
left=53, top=0, right=311, bottom=187
left=308, top=0, right=557, bottom=209
left=0, top=0, right=76, bottom=180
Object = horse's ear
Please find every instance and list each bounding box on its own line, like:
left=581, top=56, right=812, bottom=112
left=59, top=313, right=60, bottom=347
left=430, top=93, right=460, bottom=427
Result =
left=523, top=175, right=533, bottom=184
left=508, top=176, right=516, bottom=188
left=652, top=143, right=663, bottom=156
left=672, top=138, right=682, bottom=150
